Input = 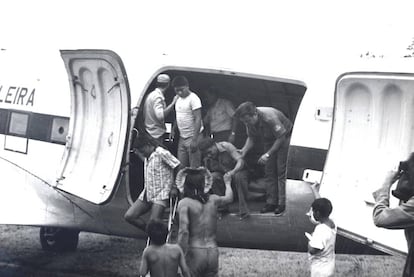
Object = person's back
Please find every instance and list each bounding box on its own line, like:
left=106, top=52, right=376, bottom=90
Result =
left=180, top=195, right=220, bottom=248
left=142, top=243, right=185, bottom=277
left=139, top=220, right=190, bottom=277
left=177, top=167, right=233, bottom=277
left=308, top=222, right=336, bottom=277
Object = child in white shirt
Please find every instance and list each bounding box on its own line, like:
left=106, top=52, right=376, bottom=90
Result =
left=306, top=198, right=337, bottom=277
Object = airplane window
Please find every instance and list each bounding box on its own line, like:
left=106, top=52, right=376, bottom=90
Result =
left=8, top=112, right=29, bottom=136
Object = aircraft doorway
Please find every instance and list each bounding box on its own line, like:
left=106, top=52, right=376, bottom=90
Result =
left=128, top=68, right=306, bottom=218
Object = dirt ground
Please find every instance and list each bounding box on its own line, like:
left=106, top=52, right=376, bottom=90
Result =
left=0, top=225, right=406, bottom=277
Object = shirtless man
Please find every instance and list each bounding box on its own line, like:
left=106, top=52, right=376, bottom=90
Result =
left=139, top=219, right=190, bottom=277
left=177, top=167, right=233, bottom=277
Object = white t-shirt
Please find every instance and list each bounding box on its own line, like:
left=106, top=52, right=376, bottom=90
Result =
left=308, top=223, right=337, bottom=277
left=175, top=92, right=203, bottom=139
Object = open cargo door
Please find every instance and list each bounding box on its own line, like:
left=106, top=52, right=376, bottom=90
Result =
left=319, top=72, right=414, bottom=255
left=57, top=50, right=130, bottom=204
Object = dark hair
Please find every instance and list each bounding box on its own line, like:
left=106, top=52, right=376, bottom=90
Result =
left=234, top=101, right=257, bottom=119
left=172, top=76, right=189, bottom=87
left=157, top=81, right=169, bottom=89
left=134, top=133, right=157, bottom=150
left=311, top=198, right=333, bottom=219
left=198, top=137, right=215, bottom=154
left=184, top=169, right=209, bottom=203
left=146, top=219, right=168, bottom=245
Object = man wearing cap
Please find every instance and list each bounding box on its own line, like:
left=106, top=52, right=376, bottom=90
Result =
left=176, top=167, right=233, bottom=277
left=143, top=73, right=178, bottom=145
left=171, top=76, right=203, bottom=168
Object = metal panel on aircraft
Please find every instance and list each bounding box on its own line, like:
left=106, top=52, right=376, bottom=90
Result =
left=57, top=50, right=130, bottom=204
left=320, top=72, right=414, bottom=256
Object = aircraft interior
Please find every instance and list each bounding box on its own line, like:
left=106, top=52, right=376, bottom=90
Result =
left=128, top=68, right=307, bottom=215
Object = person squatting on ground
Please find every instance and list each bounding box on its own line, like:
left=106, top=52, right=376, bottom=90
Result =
left=201, top=86, right=237, bottom=143
left=372, top=153, right=414, bottom=277
left=171, top=76, right=203, bottom=168
left=234, top=101, right=292, bottom=216
left=198, top=137, right=250, bottom=219
left=306, top=198, right=337, bottom=277
left=139, top=219, right=191, bottom=277
left=124, top=134, right=180, bottom=231
left=176, top=167, right=233, bottom=277
left=143, top=73, right=178, bottom=145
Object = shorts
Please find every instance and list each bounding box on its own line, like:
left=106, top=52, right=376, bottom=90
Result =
left=138, top=190, right=168, bottom=208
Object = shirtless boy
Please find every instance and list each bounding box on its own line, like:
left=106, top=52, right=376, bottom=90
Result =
left=139, top=219, right=190, bottom=277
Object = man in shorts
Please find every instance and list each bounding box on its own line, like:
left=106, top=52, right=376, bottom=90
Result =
left=176, top=167, right=233, bottom=276
left=124, top=134, right=180, bottom=231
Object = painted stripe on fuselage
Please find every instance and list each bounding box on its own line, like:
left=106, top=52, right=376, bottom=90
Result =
left=0, top=108, right=69, bottom=145
left=287, top=145, right=327, bottom=180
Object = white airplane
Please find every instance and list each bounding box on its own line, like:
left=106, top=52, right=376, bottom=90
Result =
left=0, top=47, right=411, bottom=260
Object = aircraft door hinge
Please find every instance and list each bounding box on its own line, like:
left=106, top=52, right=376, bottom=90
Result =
left=65, top=135, right=72, bottom=149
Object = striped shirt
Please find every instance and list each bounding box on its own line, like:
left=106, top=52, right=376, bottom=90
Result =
left=139, top=146, right=180, bottom=202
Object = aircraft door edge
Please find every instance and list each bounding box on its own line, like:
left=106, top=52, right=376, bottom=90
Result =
left=57, top=50, right=131, bottom=204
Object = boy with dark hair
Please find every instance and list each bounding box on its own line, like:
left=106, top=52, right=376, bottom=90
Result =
left=170, top=75, right=203, bottom=168
left=306, top=197, right=336, bottom=277
left=176, top=167, right=233, bottom=277
left=124, top=134, right=180, bottom=231
left=139, top=219, right=190, bottom=277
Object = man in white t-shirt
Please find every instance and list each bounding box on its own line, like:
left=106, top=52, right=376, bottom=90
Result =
left=171, top=76, right=203, bottom=168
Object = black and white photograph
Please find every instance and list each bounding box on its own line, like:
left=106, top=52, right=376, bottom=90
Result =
left=0, top=1, right=413, bottom=276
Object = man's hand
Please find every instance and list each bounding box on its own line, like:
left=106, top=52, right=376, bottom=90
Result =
left=237, top=149, right=245, bottom=158
left=228, top=132, right=236, bottom=144
left=383, top=170, right=400, bottom=189
left=223, top=172, right=232, bottom=184
left=170, top=187, right=179, bottom=199
left=258, top=153, right=270, bottom=165
left=169, top=129, right=175, bottom=141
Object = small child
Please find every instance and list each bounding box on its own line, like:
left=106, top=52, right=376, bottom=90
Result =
left=305, top=198, right=336, bottom=277
left=139, top=219, right=190, bottom=277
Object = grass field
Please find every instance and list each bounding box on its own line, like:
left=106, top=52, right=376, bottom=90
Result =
left=0, top=225, right=406, bottom=276
left=219, top=247, right=406, bottom=277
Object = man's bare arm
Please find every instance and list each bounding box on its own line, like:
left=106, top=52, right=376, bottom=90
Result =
left=138, top=249, right=149, bottom=277
left=190, top=108, right=202, bottom=152
left=177, top=203, right=190, bottom=254
left=178, top=246, right=191, bottom=277
left=216, top=174, right=234, bottom=206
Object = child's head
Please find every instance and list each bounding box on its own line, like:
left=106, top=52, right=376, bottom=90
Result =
left=134, top=134, right=157, bottom=158
left=146, top=219, right=168, bottom=245
left=308, top=198, right=333, bottom=224
left=183, top=168, right=209, bottom=203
